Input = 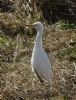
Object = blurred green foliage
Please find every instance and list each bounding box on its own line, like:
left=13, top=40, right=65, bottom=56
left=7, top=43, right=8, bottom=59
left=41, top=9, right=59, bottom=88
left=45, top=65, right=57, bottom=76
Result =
left=57, top=45, right=76, bottom=61
left=55, top=20, right=76, bottom=30
left=0, top=33, right=8, bottom=46
left=0, top=29, right=15, bottom=48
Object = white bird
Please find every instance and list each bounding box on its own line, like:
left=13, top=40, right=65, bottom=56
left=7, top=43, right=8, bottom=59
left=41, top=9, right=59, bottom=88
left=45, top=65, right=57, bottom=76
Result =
left=26, top=22, right=51, bottom=83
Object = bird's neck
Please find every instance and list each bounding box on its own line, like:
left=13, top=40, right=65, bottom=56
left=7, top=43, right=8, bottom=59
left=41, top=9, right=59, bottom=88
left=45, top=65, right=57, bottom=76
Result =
left=35, top=30, right=43, bottom=47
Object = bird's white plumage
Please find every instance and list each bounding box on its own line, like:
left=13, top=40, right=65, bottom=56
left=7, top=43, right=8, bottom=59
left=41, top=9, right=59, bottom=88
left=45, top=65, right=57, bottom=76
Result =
left=31, top=22, right=51, bottom=83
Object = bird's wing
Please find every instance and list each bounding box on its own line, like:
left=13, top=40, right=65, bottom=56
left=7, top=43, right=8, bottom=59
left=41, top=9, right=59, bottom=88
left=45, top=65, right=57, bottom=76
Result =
left=32, top=47, right=51, bottom=82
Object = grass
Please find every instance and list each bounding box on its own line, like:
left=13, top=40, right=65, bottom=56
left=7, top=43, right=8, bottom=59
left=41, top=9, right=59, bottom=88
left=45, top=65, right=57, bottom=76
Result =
left=0, top=1, right=76, bottom=99
left=55, top=20, right=76, bottom=30
left=0, top=26, right=76, bottom=99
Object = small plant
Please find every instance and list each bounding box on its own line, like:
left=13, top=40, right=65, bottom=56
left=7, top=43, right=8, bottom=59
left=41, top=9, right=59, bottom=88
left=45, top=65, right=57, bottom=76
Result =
left=57, top=44, right=76, bottom=61
left=55, top=20, right=76, bottom=30
left=0, top=32, right=15, bottom=48
left=0, top=34, right=8, bottom=46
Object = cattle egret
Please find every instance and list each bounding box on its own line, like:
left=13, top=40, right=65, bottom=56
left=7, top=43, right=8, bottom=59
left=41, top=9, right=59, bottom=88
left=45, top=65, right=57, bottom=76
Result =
left=26, top=22, right=51, bottom=83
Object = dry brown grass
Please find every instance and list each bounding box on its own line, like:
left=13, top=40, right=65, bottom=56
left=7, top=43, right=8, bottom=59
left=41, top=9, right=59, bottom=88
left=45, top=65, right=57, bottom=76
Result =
left=0, top=27, right=76, bottom=100
left=0, top=1, right=76, bottom=100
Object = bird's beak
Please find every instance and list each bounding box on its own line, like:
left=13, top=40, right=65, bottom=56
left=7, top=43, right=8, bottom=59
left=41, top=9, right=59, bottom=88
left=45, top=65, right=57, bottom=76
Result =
left=25, top=24, right=35, bottom=28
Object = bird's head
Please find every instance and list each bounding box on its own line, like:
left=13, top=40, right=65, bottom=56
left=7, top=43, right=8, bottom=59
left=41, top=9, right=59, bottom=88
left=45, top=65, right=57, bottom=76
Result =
left=33, top=22, right=44, bottom=32
left=25, top=22, right=44, bottom=33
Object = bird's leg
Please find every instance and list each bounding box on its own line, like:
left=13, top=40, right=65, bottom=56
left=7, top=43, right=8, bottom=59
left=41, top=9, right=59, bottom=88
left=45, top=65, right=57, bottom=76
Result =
left=34, top=69, right=44, bottom=83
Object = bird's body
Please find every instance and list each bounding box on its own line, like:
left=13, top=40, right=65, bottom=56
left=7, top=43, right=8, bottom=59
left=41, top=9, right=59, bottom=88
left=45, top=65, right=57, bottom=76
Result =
left=31, top=22, right=51, bottom=83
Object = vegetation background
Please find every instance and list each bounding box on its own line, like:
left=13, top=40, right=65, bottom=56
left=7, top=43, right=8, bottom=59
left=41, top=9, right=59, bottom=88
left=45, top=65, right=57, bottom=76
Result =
left=0, top=0, right=76, bottom=100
